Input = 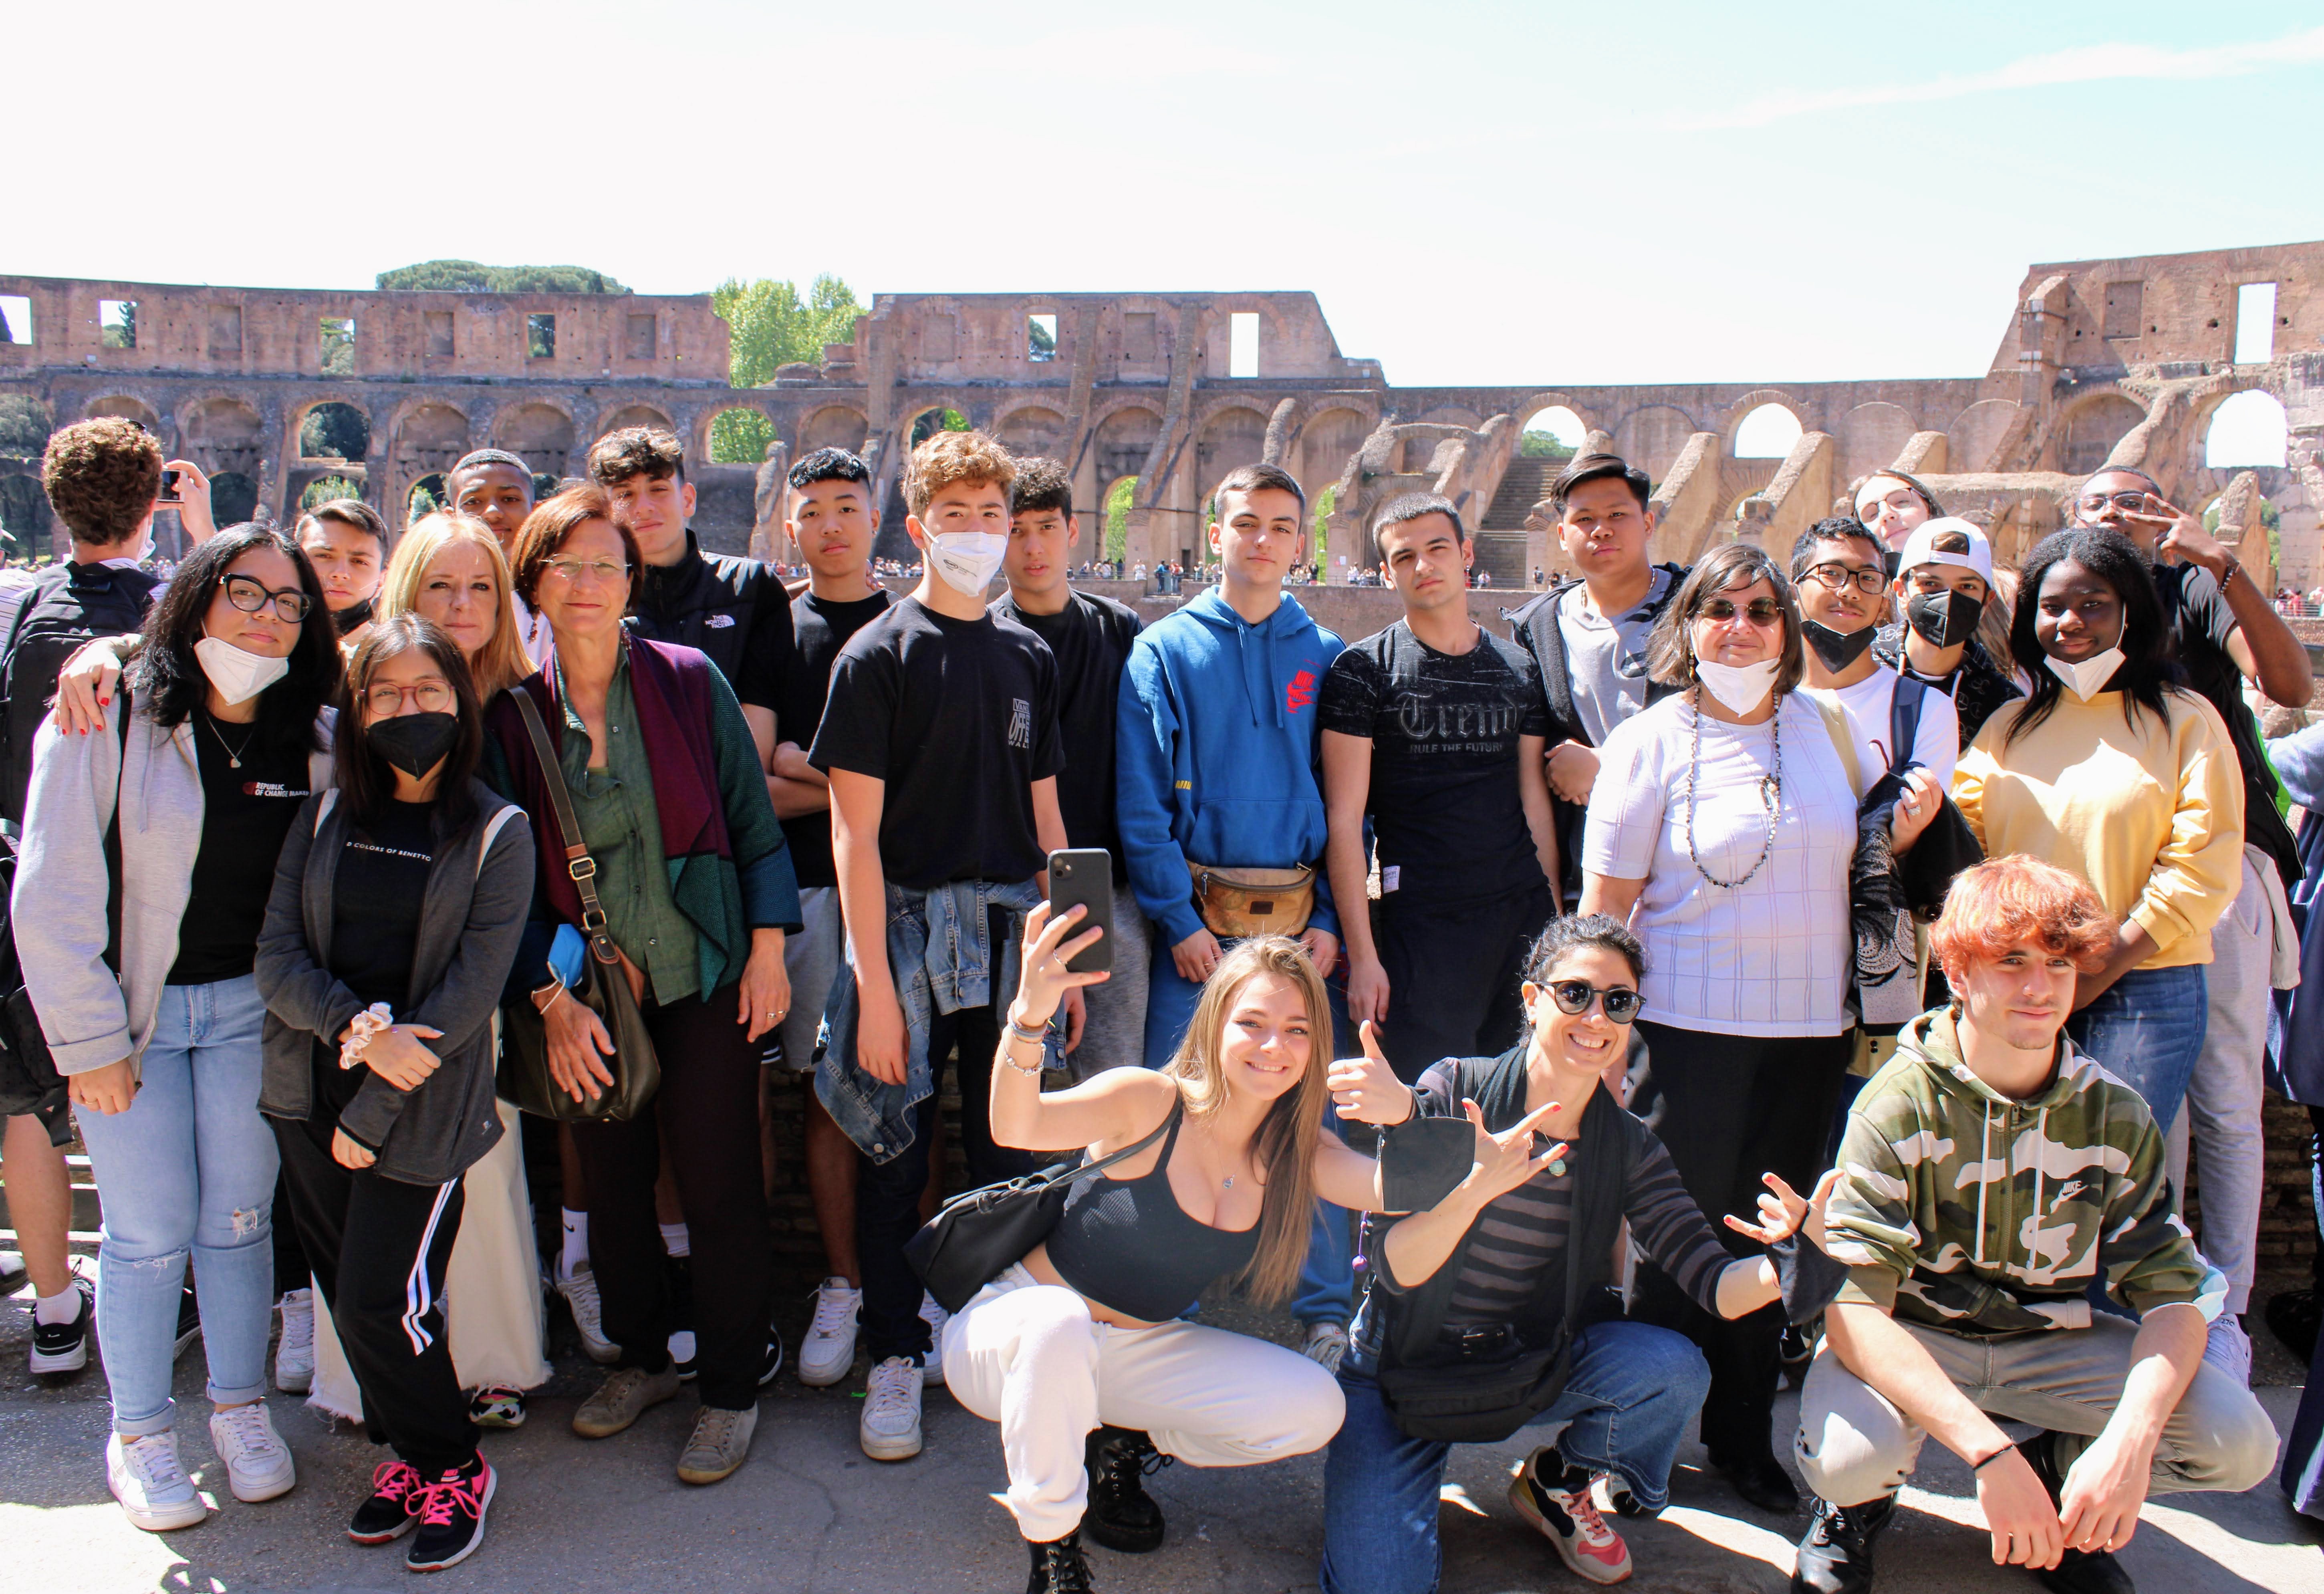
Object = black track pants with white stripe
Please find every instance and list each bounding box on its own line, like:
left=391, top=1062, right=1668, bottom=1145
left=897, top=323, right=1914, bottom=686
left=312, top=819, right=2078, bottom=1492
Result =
left=273, top=1118, right=478, bottom=1475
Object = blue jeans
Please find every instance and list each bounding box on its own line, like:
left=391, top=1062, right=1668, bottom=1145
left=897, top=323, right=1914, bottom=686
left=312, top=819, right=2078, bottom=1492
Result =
left=2067, top=963, right=2207, bottom=1134
left=74, top=977, right=278, bottom=1435
left=1318, top=1320, right=1711, bottom=1594
left=1144, top=936, right=1357, bottom=1327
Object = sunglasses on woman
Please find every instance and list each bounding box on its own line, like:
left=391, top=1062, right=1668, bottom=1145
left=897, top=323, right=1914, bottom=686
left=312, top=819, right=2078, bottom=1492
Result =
left=1695, top=597, right=1784, bottom=627
left=1546, top=980, right=1645, bottom=1024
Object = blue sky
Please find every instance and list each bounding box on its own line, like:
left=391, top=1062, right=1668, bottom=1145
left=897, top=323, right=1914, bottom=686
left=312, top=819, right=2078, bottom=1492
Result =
left=10, top=1, right=2320, bottom=389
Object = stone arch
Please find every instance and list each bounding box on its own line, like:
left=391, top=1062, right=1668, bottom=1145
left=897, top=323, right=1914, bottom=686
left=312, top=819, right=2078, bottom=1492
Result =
left=181, top=395, right=267, bottom=478
left=1094, top=405, right=1162, bottom=493
left=2205, top=389, right=2288, bottom=469
left=495, top=401, right=578, bottom=477
left=390, top=403, right=471, bottom=499
left=1195, top=406, right=1270, bottom=501
left=995, top=404, right=1068, bottom=461
left=295, top=399, right=369, bottom=461
left=906, top=405, right=970, bottom=448
left=1946, top=399, right=2020, bottom=474
left=1730, top=399, right=1804, bottom=460
left=2058, top=393, right=2146, bottom=476
left=83, top=393, right=161, bottom=431
left=1836, top=402, right=1916, bottom=483
left=1518, top=403, right=1587, bottom=454
left=798, top=405, right=869, bottom=455
left=1610, top=405, right=1695, bottom=483
left=700, top=403, right=775, bottom=466
left=211, top=472, right=260, bottom=524
left=1295, top=407, right=1371, bottom=500
left=598, top=403, right=673, bottom=439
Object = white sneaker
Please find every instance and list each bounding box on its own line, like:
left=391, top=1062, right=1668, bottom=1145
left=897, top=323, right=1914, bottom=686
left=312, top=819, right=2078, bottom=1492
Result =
left=1302, top=1321, right=1349, bottom=1374
left=274, top=1288, right=315, bottom=1394
left=106, top=1431, right=208, bottom=1532
left=2204, top=1314, right=2253, bottom=1386
left=558, top=1264, right=620, bottom=1364
left=919, top=1293, right=951, bottom=1388
left=209, top=1401, right=296, bottom=1503
left=859, top=1356, right=924, bottom=1461
left=797, top=1278, right=861, bottom=1387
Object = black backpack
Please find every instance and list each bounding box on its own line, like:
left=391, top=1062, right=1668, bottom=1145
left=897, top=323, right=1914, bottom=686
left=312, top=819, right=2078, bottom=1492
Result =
left=0, top=560, right=162, bottom=827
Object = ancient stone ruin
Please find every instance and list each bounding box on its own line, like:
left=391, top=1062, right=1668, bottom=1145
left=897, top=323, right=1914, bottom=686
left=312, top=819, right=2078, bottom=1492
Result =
left=1, top=241, right=2316, bottom=586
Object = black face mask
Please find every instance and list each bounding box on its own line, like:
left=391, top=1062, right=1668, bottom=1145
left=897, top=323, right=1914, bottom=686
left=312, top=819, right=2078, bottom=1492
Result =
left=1802, top=619, right=1876, bottom=672
left=1905, top=589, right=1983, bottom=651
left=330, top=596, right=376, bottom=638
left=368, top=711, right=458, bottom=780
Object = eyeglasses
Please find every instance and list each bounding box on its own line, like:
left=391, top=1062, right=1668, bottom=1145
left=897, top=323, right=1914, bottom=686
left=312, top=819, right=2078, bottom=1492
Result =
left=220, top=573, right=312, bottom=623
left=363, top=679, right=454, bottom=717
left=2076, top=491, right=2150, bottom=514
left=1802, top=562, right=1887, bottom=596
left=1546, top=980, right=1645, bottom=1024
left=1858, top=489, right=1920, bottom=520
left=541, top=557, right=630, bottom=586
left=1695, top=597, right=1785, bottom=627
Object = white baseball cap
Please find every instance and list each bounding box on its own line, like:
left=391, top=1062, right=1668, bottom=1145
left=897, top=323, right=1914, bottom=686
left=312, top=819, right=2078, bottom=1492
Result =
left=1895, top=518, right=1994, bottom=586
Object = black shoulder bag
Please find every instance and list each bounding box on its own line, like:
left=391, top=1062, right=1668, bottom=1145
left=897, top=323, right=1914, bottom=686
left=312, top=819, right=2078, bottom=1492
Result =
left=495, top=689, right=661, bottom=1123
left=907, top=1106, right=1175, bottom=1314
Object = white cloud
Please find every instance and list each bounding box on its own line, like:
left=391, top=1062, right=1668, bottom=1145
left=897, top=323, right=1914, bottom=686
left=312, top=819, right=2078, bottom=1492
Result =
left=1663, top=25, right=2324, bottom=131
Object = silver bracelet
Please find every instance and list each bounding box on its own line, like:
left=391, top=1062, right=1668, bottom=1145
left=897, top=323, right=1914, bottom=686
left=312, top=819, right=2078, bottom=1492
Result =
left=1004, top=1012, right=1049, bottom=1046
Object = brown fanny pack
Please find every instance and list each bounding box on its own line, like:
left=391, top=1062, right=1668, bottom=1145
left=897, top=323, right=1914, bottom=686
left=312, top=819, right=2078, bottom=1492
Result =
left=1186, top=861, right=1316, bottom=939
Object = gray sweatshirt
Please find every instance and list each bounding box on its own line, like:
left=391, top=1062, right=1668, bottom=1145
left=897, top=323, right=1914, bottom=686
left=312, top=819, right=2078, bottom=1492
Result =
left=14, top=699, right=334, bottom=1077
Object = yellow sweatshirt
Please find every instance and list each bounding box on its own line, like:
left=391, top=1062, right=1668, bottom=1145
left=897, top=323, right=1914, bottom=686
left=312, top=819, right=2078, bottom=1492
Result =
left=1951, top=687, right=2243, bottom=968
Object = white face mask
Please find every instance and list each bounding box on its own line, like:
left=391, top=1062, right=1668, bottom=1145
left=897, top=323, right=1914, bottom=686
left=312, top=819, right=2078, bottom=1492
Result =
left=925, top=530, right=1009, bottom=595
left=1694, top=657, right=1781, bottom=715
left=193, top=634, right=292, bottom=706
left=2045, top=647, right=2124, bottom=703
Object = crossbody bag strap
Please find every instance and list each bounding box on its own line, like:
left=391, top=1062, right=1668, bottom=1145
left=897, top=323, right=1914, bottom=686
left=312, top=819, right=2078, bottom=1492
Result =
left=1061, top=1098, right=1181, bottom=1187
left=508, top=689, right=619, bottom=964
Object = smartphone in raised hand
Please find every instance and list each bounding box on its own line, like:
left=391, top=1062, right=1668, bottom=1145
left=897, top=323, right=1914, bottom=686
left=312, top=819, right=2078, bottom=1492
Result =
left=1046, top=849, right=1114, bottom=974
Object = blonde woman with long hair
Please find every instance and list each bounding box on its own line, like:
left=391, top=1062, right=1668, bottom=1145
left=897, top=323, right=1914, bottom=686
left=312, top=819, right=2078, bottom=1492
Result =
left=947, top=906, right=1556, bottom=1593
left=306, top=512, right=551, bottom=1435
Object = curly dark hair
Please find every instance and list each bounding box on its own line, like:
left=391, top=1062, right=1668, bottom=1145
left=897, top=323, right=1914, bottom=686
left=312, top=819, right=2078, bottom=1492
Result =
left=125, top=523, right=340, bottom=758
left=41, top=417, right=163, bottom=546
left=337, top=615, right=482, bottom=830
left=2004, top=526, right=2181, bottom=748
left=587, top=426, right=685, bottom=487
left=1009, top=455, right=1073, bottom=518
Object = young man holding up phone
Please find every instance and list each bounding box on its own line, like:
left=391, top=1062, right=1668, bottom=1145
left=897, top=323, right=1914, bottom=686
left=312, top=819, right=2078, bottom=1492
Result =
left=991, top=456, right=1146, bottom=1072
left=810, top=431, right=1075, bottom=1463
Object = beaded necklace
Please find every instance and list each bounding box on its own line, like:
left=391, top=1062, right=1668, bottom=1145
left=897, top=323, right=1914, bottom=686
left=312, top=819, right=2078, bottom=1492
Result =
left=1682, top=685, right=1782, bottom=890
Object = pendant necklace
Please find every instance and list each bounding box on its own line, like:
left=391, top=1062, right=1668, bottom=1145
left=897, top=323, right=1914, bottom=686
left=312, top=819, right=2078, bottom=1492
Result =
left=205, top=713, right=258, bottom=770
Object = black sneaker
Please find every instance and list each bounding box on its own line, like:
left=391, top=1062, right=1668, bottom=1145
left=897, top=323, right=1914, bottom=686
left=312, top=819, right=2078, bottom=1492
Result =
left=405, top=1456, right=495, bottom=1573
left=2265, top=1288, right=2321, bottom=1364
left=347, top=1459, right=425, bottom=1545
left=1712, top=1446, right=1800, bottom=1515
left=2019, top=1433, right=2137, bottom=1594
left=30, top=1278, right=93, bottom=1376
left=1084, top=1425, right=1170, bottom=1553
left=1024, top=1527, right=1095, bottom=1594
left=173, top=1284, right=201, bottom=1360
left=1792, top=1492, right=1894, bottom=1594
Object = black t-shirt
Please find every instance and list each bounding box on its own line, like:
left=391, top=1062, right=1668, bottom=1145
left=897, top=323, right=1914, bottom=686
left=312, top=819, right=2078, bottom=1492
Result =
left=990, top=590, right=1143, bottom=883
left=808, top=597, right=1064, bottom=891
left=313, top=800, right=437, bottom=1119
left=2151, top=561, right=2300, bottom=884
left=168, top=713, right=316, bottom=985
left=1317, top=621, right=1550, bottom=908
left=627, top=534, right=792, bottom=712
left=778, top=588, right=895, bottom=890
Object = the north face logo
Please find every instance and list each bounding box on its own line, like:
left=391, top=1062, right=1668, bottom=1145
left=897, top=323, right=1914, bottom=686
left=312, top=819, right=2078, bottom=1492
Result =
left=1286, top=669, right=1316, bottom=713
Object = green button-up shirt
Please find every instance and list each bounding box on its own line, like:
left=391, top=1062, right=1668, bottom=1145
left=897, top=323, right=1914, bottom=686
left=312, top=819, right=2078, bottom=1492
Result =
left=556, top=655, right=699, bottom=1005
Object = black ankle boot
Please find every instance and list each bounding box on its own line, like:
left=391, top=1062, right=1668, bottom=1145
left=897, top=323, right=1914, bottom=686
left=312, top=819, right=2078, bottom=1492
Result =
left=2019, top=1433, right=2137, bottom=1594
left=1082, top=1426, right=1170, bottom=1553
left=1712, top=1446, right=1801, bottom=1515
left=1792, top=1493, right=1895, bottom=1594
left=1025, top=1527, right=1095, bottom=1594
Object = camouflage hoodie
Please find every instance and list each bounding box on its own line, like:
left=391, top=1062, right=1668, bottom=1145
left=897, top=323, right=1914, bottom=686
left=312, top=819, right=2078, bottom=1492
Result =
left=1822, top=1007, right=2224, bottom=1336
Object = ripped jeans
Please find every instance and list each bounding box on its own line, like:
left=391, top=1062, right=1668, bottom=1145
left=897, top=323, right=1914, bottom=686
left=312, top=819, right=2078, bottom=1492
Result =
left=75, top=976, right=278, bottom=1435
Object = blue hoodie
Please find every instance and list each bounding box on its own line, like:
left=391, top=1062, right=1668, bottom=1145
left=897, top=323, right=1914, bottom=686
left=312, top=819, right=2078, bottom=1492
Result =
left=1115, top=587, right=1343, bottom=947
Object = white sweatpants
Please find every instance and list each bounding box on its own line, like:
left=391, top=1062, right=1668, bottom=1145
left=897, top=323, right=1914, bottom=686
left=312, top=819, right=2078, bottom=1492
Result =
left=942, top=1264, right=1346, bottom=1543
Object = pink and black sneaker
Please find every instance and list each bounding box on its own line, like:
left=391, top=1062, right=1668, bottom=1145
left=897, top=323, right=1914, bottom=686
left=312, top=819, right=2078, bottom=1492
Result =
left=405, top=1456, right=496, bottom=1572
left=1509, top=1447, right=1633, bottom=1585
left=346, top=1460, right=425, bottom=1545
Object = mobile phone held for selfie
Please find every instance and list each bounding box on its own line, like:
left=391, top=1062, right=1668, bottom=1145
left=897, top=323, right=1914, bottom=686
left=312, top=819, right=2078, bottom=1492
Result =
left=156, top=469, right=183, bottom=506
left=1047, top=849, right=1114, bottom=974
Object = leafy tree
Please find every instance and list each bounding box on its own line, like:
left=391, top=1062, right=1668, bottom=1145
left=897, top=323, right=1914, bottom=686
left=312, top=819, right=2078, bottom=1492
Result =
left=1029, top=316, right=1057, bottom=361
left=320, top=317, right=355, bottom=376
left=0, top=475, right=52, bottom=549
left=300, top=475, right=364, bottom=511
left=407, top=474, right=446, bottom=522
left=377, top=261, right=628, bottom=294
left=101, top=301, right=137, bottom=349
left=908, top=407, right=970, bottom=449
left=710, top=273, right=865, bottom=464
left=1105, top=476, right=1138, bottom=560
left=1519, top=430, right=1576, bottom=461
left=0, top=395, right=54, bottom=457
left=300, top=403, right=368, bottom=460
left=1312, top=484, right=1336, bottom=567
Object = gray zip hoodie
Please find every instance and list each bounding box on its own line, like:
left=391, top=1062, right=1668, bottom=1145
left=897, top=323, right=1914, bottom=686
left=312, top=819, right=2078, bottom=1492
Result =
left=14, top=698, right=334, bottom=1077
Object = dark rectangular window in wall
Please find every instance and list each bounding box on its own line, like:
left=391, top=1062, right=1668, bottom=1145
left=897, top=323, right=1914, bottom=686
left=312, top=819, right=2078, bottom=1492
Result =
left=99, top=300, right=137, bottom=350
left=0, top=295, right=31, bottom=345
left=528, top=313, right=556, bottom=360
left=209, top=304, right=242, bottom=358
left=319, top=316, right=354, bottom=375
left=1027, top=313, right=1057, bottom=362
left=1122, top=311, right=1157, bottom=362
left=627, top=313, right=655, bottom=360
left=425, top=311, right=455, bottom=357
left=2102, top=280, right=2143, bottom=340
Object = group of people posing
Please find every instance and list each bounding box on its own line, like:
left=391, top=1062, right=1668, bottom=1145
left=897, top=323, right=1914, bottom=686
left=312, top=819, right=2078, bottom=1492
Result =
left=0, top=412, right=2304, bottom=1593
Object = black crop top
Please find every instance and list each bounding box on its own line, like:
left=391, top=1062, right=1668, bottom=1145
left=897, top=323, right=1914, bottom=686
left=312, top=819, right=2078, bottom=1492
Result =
left=1044, top=1100, right=1262, bottom=1322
